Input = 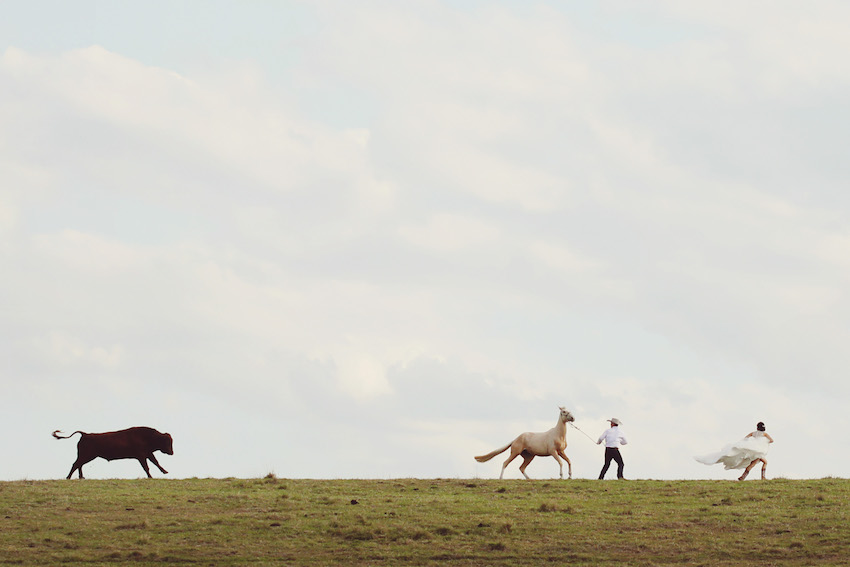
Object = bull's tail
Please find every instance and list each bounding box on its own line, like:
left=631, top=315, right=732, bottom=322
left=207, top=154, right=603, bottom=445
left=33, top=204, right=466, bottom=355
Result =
left=52, top=430, right=85, bottom=440
left=474, top=442, right=512, bottom=463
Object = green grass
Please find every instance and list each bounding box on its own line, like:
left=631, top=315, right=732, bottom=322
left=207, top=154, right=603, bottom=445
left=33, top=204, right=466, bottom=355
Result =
left=1, top=477, right=847, bottom=565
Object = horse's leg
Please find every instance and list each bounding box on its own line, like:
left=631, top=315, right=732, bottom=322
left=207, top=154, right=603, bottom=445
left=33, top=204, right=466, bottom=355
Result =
left=558, top=450, right=572, bottom=479
left=518, top=453, right=535, bottom=480
left=550, top=452, right=564, bottom=479
left=500, top=448, right=522, bottom=480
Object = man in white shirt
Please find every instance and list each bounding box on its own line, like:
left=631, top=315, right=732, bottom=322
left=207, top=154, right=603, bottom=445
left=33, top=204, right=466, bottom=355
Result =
left=597, top=418, right=627, bottom=479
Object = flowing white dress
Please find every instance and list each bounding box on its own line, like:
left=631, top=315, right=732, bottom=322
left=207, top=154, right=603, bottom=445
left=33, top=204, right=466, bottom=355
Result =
left=695, top=431, right=771, bottom=470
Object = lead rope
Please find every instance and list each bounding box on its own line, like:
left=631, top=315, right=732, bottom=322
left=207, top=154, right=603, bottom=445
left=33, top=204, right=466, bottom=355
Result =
left=569, top=422, right=597, bottom=443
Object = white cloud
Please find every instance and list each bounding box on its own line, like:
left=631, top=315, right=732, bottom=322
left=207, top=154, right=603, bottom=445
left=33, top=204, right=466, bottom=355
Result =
left=0, top=200, right=16, bottom=232
left=33, top=230, right=149, bottom=274
left=2, top=2, right=850, bottom=480
left=399, top=213, right=500, bottom=253
left=528, top=240, right=602, bottom=277
left=29, top=331, right=125, bottom=370
left=1, top=44, right=394, bottom=216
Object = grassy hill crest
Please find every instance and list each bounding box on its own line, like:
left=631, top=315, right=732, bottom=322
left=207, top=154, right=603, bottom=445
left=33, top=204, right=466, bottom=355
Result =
left=1, top=477, right=847, bottom=565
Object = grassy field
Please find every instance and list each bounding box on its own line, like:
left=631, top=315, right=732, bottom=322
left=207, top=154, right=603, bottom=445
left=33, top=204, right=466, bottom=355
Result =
left=0, top=477, right=847, bottom=566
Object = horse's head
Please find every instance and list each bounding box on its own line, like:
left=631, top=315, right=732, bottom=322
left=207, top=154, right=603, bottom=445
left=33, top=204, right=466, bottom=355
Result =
left=558, top=406, right=575, bottom=423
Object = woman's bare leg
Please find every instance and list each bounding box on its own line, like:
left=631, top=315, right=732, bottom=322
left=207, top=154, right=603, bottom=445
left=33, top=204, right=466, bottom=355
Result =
left=738, top=459, right=758, bottom=481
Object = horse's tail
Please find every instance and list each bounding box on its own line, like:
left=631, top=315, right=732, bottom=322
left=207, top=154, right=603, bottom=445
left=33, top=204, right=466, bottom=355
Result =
left=52, top=430, right=84, bottom=440
left=475, top=443, right=512, bottom=463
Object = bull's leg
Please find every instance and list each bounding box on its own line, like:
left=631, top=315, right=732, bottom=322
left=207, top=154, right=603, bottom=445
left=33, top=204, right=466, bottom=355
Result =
left=136, top=458, right=153, bottom=478
left=518, top=454, right=535, bottom=480
left=558, top=450, right=573, bottom=479
left=68, top=454, right=96, bottom=479
left=147, top=453, right=168, bottom=475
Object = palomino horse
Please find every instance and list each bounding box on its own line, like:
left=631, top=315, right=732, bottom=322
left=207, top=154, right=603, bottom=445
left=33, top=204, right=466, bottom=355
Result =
left=475, top=407, right=575, bottom=479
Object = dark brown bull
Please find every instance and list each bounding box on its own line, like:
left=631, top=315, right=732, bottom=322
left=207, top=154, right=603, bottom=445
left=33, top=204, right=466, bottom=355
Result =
left=52, top=427, right=173, bottom=479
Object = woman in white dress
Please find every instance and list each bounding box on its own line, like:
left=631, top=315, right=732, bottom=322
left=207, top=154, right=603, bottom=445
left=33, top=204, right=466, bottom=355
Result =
left=695, top=422, right=774, bottom=480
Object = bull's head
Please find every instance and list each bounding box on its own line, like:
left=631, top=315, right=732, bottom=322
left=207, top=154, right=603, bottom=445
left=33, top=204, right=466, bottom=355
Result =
left=160, top=432, right=174, bottom=455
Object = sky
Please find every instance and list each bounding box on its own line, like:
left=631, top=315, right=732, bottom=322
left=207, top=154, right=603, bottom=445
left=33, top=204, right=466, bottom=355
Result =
left=2, top=1, right=849, bottom=481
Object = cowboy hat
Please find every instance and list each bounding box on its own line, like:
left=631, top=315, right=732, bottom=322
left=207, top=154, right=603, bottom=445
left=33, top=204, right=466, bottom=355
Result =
left=608, top=418, right=622, bottom=426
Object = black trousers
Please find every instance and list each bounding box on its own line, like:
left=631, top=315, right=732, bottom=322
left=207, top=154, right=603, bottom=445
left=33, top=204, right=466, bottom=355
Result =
left=599, top=447, right=624, bottom=479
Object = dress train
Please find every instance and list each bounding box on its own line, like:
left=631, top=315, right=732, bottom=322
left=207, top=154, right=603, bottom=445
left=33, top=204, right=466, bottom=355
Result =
left=694, top=434, right=770, bottom=470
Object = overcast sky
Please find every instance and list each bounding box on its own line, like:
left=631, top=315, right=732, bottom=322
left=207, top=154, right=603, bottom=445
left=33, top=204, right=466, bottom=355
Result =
left=3, top=1, right=849, bottom=481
